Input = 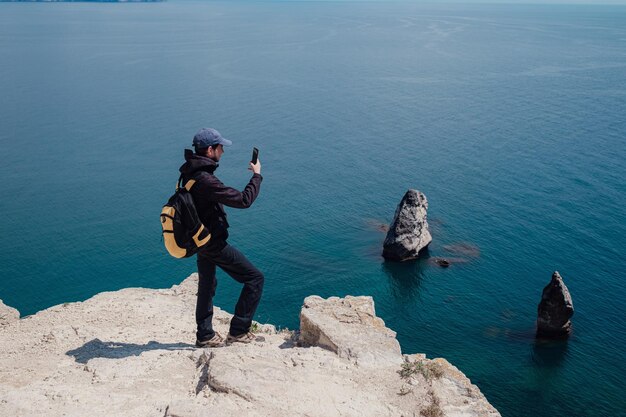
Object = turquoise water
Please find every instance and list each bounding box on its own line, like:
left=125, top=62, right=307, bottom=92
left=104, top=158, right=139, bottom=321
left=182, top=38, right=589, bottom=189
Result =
left=1, top=2, right=625, bottom=416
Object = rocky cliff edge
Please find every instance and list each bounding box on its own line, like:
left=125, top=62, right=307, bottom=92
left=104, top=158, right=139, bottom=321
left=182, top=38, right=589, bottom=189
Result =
left=0, top=274, right=500, bottom=417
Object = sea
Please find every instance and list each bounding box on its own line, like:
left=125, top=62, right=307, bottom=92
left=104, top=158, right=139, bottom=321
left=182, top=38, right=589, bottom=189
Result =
left=0, top=1, right=625, bottom=416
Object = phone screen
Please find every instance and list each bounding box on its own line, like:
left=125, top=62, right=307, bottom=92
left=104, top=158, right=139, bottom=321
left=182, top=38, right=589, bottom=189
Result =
left=251, top=147, right=259, bottom=164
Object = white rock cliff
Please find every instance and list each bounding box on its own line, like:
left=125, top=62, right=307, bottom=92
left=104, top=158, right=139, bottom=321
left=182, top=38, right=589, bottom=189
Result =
left=0, top=274, right=500, bottom=417
left=0, top=299, right=20, bottom=326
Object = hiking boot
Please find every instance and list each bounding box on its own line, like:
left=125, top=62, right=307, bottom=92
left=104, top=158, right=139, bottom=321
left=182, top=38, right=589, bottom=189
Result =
left=226, top=331, right=265, bottom=344
left=195, top=332, right=224, bottom=348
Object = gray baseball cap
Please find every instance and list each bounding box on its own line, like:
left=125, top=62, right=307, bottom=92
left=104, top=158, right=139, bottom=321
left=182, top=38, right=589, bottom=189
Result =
left=192, top=128, right=233, bottom=148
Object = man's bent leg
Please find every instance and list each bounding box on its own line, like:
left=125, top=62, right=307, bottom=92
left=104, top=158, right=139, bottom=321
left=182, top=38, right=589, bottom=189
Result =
left=196, top=251, right=218, bottom=341
left=212, top=244, right=264, bottom=336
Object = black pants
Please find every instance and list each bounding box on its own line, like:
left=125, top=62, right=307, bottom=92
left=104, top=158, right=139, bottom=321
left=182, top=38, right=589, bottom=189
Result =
left=195, top=243, right=264, bottom=340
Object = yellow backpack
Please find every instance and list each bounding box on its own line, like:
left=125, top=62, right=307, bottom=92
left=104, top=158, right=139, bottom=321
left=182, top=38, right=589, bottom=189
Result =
left=160, top=175, right=211, bottom=258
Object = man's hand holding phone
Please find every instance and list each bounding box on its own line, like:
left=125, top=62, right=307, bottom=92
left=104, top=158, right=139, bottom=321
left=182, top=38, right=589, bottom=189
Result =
left=249, top=147, right=261, bottom=175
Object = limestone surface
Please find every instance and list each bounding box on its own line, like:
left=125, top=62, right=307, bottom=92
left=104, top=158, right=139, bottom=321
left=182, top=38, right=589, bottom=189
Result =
left=383, top=189, right=432, bottom=261
left=0, top=299, right=19, bottom=326
left=537, top=271, right=574, bottom=338
left=300, top=295, right=402, bottom=367
left=0, top=274, right=500, bottom=417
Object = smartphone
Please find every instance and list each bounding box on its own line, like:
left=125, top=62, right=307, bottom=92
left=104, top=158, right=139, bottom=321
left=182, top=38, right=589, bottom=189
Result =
left=251, top=147, right=259, bottom=164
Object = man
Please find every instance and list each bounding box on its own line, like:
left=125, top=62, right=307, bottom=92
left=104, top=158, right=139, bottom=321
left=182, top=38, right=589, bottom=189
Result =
left=179, top=127, right=264, bottom=347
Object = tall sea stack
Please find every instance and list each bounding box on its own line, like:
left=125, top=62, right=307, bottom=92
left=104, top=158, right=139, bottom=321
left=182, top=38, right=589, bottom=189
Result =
left=382, top=189, right=432, bottom=261
left=536, top=271, right=574, bottom=338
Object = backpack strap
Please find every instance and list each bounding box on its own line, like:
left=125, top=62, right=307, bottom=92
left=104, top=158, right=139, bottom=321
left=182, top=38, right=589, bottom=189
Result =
left=184, top=179, right=197, bottom=191
left=177, top=172, right=201, bottom=191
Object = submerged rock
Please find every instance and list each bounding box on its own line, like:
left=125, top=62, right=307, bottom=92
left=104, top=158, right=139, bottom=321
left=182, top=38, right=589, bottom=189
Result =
left=382, top=189, right=432, bottom=261
left=365, top=218, right=390, bottom=233
left=433, top=258, right=450, bottom=267
left=442, top=242, right=481, bottom=258
left=537, top=271, right=574, bottom=338
left=0, top=299, right=19, bottom=326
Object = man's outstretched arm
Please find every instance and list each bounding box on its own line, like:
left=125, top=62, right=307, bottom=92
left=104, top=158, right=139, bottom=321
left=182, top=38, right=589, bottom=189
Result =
left=200, top=160, right=262, bottom=209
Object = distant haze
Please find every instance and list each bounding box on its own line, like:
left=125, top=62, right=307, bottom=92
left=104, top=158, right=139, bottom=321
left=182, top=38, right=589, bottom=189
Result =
left=267, top=0, right=626, bottom=4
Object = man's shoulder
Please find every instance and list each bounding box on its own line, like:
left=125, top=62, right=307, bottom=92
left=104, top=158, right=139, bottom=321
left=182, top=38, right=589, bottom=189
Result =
left=194, top=170, right=219, bottom=180
left=192, top=170, right=223, bottom=190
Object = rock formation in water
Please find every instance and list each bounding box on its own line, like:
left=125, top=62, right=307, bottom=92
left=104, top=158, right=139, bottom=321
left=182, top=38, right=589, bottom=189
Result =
left=382, top=189, right=432, bottom=261
left=0, top=274, right=500, bottom=417
left=0, top=299, right=19, bottom=326
left=536, top=271, right=574, bottom=338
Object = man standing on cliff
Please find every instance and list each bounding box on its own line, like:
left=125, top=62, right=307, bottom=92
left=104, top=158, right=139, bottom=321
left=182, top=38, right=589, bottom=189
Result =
left=179, top=127, right=264, bottom=347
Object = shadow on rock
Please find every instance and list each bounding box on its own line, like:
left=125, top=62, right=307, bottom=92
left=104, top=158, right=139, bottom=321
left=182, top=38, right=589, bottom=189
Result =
left=278, top=331, right=300, bottom=349
left=66, top=338, right=195, bottom=364
left=382, top=258, right=426, bottom=301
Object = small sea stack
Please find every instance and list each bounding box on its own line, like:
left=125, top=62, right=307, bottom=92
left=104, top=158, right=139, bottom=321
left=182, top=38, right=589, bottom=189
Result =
left=382, top=189, right=432, bottom=261
left=536, top=271, right=574, bottom=339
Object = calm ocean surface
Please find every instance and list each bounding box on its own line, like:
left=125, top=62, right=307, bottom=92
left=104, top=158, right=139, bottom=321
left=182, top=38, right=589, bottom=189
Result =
left=1, top=1, right=625, bottom=415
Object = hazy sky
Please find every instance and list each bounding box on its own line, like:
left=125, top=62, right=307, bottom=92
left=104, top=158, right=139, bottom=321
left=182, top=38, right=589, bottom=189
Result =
left=439, top=0, right=626, bottom=4
left=280, top=0, right=626, bottom=4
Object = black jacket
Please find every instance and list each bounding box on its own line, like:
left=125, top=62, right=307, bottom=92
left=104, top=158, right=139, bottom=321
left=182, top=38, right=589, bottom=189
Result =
left=179, top=149, right=263, bottom=252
